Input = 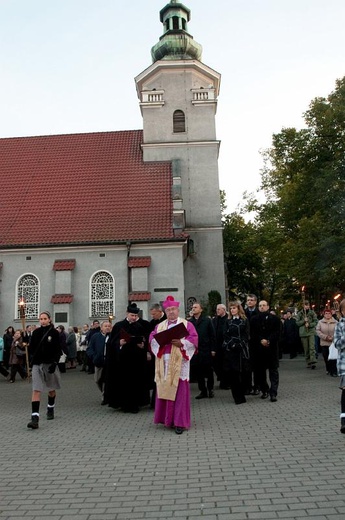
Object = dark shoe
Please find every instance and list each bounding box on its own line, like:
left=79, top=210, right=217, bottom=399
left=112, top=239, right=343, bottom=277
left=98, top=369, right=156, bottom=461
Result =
left=27, top=415, right=39, bottom=429
left=122, top=407, right=139, bottom=413
left=341, top=418, right=345, bottom=434
left=261, top=392, right=269, bottom=399
left=311, top=364, right=316, bottom=370
left=175, top=427, right=183, bottom=434
left=101, top=399, right=109, bottom=406
left=250, top=389, right=260, bottom=396
left=195, top=392, right=207, bottom=400
left=235, top=398, right=246, bottom=405
left=208, top=390, right=214, bottom=398
left=46, top=408, right=54, bottom=420
left=270, top=396, right=277, bottom=402
left=9, top=379, right=15, bottom=383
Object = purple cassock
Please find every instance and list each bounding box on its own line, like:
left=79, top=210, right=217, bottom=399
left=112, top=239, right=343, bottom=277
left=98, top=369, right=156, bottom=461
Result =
left=149, top=318, right=198, bottom=430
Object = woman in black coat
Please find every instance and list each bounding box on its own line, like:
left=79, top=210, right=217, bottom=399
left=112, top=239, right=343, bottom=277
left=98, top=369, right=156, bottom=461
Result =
left=3, top=326, right=14, bottom=369
left=222, top=301, right=250, bottom=405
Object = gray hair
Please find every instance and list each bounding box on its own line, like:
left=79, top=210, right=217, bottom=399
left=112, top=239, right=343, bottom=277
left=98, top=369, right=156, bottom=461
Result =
left=150, top=303, right=163, bottom=311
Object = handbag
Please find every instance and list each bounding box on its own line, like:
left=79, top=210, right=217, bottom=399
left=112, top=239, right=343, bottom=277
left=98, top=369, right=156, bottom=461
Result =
left=328, top=341, right=338, bottom=361
left=15, top=345, right=25, bottom=356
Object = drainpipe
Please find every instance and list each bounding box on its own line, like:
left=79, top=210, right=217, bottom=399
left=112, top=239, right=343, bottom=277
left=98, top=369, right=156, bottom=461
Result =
left=126, top=240, right=131, bottom=304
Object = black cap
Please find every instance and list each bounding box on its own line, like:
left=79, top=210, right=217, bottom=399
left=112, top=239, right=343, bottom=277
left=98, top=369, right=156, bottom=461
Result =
left=127, top=303, right=140, bottom=314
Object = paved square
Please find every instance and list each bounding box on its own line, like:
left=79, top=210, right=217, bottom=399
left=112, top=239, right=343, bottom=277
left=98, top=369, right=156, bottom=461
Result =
left=1, top=356, right=344, bottom=520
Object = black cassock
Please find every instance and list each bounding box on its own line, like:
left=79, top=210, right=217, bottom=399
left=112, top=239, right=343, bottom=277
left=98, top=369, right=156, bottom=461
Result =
left=104, top=318, right=150, bottom=412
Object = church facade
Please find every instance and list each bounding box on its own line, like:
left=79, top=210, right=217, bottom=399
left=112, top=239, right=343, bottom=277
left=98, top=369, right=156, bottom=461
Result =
left=0, top=1, right=225, bottom=330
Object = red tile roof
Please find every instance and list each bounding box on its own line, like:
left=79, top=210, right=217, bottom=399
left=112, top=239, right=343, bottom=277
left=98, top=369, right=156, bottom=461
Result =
left=51, top=294, right=74, bottom=304
left=0, top=130, right=174, bottom=248
left=128, top=256, right=151, bottom=268
left=128, top=291, right=151, bottom=301
left=53, top=259, right=76, bottom=271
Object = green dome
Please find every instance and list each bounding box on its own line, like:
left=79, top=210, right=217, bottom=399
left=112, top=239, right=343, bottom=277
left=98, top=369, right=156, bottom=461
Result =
left=151, top=1, right=202, bottom=62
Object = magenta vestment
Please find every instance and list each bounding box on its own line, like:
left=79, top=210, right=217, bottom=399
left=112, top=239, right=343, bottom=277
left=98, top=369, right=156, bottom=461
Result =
left=149, top=319, right=198, bottom=429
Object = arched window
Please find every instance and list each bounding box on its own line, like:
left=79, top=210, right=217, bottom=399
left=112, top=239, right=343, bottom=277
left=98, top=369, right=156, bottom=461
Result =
left=90, top=271, right=114, bottom=318
left=173, top=110, right=186, bottom=133
left=187, top=297, right=197, bottom=314
left=16, top=274, right=39, bottom=320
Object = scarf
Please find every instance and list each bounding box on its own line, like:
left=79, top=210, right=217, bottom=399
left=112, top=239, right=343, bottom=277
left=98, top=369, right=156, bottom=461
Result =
left=154, top=319, right=187, bottom=401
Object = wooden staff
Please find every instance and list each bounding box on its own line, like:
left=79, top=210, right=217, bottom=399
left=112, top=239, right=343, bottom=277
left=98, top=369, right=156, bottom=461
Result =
left=301, top=286, right=308, bottom=329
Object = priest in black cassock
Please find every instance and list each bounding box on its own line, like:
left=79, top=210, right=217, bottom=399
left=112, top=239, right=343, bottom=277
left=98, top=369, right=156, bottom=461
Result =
left=104, top=303, right=150, bottom=413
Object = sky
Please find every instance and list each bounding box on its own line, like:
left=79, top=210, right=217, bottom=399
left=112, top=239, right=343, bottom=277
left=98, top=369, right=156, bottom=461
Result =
left=1, top=0, right=345, bottom=212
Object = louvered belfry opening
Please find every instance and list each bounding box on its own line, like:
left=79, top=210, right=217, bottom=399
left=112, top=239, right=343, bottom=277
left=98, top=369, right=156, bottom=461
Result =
left=173, top=110, right=185, bottom=133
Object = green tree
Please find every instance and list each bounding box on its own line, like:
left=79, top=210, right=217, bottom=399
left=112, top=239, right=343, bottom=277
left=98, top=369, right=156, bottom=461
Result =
left=257, top=77, right=345, bottom=304
left=223, top=211, right=264, bottom=300
left=207, top=290, right=222, bottom=317
left=223, top=77, right=345, bottom=309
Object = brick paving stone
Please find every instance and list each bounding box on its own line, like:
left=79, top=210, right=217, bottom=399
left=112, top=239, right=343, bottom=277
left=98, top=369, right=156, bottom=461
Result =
left=1, top=356, right=345, bottom=520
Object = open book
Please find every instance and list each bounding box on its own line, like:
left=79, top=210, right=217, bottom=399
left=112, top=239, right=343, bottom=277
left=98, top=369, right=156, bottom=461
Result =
left=153, top=322, right=188, bottom=347
left=120, top=328, right=144, bottom=344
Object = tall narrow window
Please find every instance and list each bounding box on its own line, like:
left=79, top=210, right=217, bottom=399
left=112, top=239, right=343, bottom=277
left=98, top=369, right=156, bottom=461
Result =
left=90, top=271, right=114, bottom=318
left=17, top=274, right=39, bottom=320
left=172, top=16, right=179, bottom=30
left=173, top=110, right=185, bottom=133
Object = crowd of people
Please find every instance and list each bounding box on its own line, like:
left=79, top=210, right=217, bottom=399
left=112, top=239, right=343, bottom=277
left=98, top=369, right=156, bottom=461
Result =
left=1, top=294, right=345, bottom=435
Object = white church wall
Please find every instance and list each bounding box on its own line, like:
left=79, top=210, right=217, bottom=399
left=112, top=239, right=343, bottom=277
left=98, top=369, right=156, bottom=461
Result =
left=0, top=240, right=187, bottom=330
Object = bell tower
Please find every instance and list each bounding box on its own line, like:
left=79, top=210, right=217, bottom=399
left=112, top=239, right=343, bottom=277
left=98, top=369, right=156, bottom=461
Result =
left=135, top=1, right=225, bottom=306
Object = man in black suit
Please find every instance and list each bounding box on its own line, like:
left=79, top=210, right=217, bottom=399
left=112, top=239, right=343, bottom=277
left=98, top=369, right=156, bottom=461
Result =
left=250, top=300, right=281, bottom=402
left=189, top=302, right=216, bottom=399
left=148, top=304, right=166, bottom=408
left=212, top=304, right=229, bottom=389
left=244, top=294, right=260, bottom=394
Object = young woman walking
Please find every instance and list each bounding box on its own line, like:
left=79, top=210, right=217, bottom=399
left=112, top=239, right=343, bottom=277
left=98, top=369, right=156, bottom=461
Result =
left=27, top=312, right=62, bottom=429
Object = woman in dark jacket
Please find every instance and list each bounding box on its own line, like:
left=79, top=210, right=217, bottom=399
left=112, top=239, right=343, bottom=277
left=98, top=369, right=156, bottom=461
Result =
left=222, top=301, right=250, bottom=405
left=8, top=329, right=27, bottom=382
left=3, top=326, right=14, bottom=369
left=66, top=326, right=77, bottom=369
left=27, top=311, right=62, bottom=429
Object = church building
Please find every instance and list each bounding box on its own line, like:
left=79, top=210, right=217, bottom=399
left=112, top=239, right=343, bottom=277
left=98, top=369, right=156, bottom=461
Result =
left=0, top=1, right=225, bottom=329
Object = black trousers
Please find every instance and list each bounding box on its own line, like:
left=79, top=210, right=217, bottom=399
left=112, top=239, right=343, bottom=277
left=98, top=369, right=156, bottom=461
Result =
left=228, top=369, right=246, bottom=403
left=10, top=364, right=27, bottom=381
left=0, top=363, right=9, bottom=378
left=257, top=364, right=279, bottom=397
left=321, top=346, right=337, bottom=375
left=196, top=364, right=214, bottom=393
